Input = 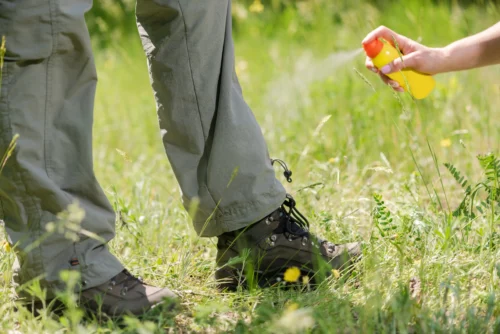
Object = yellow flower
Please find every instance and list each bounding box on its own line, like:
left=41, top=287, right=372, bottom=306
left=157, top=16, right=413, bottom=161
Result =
left=284, top=267, right=301, bottom=282
left=249, top=0, right=264, bottom=13
left=328, top=157, right=340, bottom=164
left=331, top=269, right=340, bottom=279
left=302, top=275, right=310, bottom=285
left=440, top=138, right=452, bottom=148
left=3, top=241, right=11, bottom=252
left=285, top=302, right=299, bottom=313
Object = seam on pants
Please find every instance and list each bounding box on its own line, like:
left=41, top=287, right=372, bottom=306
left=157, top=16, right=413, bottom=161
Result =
left=43, top=0, right=76, bottom=206
left=45, top=0, right=58, bottom=181
left=1, top=54, right=45, bottom=279
left=0, top=87, right=4, bottom=222
left=177, top=1, right=221, bottom=213
left=31, top=0, right=62, bottom=284
left=176, top=1, right=207, bottom=141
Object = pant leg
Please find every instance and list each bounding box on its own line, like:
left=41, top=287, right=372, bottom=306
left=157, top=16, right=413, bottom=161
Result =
left=136, top=0, right=286, bottom=237
left=0, top=0, right=123, bottom=296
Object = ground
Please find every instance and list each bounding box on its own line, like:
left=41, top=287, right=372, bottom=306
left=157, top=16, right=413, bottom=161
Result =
left=1, top=1, right=499, bottom=333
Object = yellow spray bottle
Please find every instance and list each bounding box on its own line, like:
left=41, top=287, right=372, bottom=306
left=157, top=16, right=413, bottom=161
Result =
left=363, top=38, right=435, bottom=99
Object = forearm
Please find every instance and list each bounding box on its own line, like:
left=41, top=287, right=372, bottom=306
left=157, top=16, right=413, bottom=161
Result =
left=440, top=21, right=500, bottom=72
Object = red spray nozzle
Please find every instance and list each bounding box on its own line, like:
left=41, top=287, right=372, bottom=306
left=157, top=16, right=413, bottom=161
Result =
left=363, top=39, right=383, bottom=58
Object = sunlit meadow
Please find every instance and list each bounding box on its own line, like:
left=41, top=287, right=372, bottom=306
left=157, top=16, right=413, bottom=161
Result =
left=1, top=0, right=499, bottom=332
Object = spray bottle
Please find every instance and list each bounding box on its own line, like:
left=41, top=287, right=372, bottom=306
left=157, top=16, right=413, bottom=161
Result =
left=363, top=38, right=435, bottom=99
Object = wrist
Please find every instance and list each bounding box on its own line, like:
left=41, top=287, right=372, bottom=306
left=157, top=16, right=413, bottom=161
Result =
left=433, top=46, right=454, bottom=74
left=440, top=41, right=482, bottom=72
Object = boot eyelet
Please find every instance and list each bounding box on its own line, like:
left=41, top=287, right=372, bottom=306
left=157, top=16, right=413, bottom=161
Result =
left=108, top=280, right=116, bottom=291
left=301, top=237, right=308, bottom=246
left=267, top=235, right=277, bottom=247
left=120, top=287, right=129, bottom=296
left=288, top=237, right=293, bottom=242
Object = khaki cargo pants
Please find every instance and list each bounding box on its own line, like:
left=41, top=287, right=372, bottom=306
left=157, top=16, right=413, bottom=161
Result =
left=0, top=0, right=285, bottom=295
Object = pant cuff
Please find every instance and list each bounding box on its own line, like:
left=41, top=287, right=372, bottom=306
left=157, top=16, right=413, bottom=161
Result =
left=80, top=252, right=124, bottom=291
left=196, top=191, right=287, bottom=237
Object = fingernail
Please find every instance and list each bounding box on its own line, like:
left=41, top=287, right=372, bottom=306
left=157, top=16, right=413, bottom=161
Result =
left=370, top=67, right=378, bottom=73
left=381, top=65, right=391, bottom=74
left=389, top=81, right=400, bottom=88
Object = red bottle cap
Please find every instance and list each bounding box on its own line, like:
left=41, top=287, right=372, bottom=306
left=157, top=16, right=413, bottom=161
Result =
left=363, top=39, right=383, bottom=58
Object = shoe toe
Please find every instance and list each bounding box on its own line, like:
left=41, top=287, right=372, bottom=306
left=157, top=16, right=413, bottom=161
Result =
left=150, top=287, right=177, bottom=302
left=345, top=242, right=362, bottom=257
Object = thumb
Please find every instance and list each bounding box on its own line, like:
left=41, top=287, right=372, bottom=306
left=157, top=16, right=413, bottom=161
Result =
left=380, top=53, right=419, bottom=74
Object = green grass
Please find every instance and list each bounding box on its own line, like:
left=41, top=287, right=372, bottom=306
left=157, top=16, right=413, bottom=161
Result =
left=1, top=0, right=500, bottom=332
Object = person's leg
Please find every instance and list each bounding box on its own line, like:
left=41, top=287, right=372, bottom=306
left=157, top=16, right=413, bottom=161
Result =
left=0, top=0, right=124, bottom=297
left=0, top=0, right=175, bottom=315
left=136, top=0, right=361, bottom=289
left=0, top=2, right=177, bottom=314
left=136, top=0, right=287, bottom=237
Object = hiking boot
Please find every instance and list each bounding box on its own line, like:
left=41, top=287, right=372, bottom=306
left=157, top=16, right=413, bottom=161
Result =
left=215, top=194, right=361, bottom=290
left=80, top=269, right=177, bottom=316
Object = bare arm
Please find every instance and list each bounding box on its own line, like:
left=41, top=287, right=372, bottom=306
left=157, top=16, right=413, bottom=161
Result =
left=362, top=23, right=500, bottom=91
left=442, top=21, right=500, bottom=72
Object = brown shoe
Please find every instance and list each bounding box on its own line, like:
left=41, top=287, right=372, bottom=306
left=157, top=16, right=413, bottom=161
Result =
left=215, top=194, right=362, bottom=290
left=80, top=269, right=177, bottom=316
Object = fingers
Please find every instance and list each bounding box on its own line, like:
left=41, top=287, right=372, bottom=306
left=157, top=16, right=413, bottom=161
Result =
left=365, top=56, right=404, bottom=92
left=379, top=61, right=400, bottom=75
left=362, top=25, right=415, bottom=54
left=381, top=53, right=420, bottom=74
left=379, top=73, right=404, bottom=92
left=362, top=25, right=395, bottom=44
left=365, top=56, right=378, bottom=73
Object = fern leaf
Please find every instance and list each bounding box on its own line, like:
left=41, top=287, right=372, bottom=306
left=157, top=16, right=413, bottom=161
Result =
left=444, top=162, right=470, bottom=191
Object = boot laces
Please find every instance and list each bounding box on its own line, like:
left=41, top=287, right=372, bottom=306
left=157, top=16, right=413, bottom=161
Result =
left=108, top=269, right=144, bottom=296
left=281, top=194, right=310, bottom=238
left=271, top=158, right=309, bottom=238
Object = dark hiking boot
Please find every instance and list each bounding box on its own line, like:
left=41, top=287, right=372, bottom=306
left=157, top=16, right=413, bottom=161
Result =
left=19, top=269, right=177, bottom=317
left=80, top=269, right=177, bottom=316
left=215, top=194, right=362, bottom=290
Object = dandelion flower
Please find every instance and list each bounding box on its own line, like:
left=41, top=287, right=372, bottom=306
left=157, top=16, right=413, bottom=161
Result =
left=284, top=267, right=301, bottom=282
left=249, top=0, right=264, bottom=13
left=3, top=241, right=11, bottom=252
left=331, top=269, right=340, bottom=279
left=285, top=302, right=299, bottom=313
left=440, top=138, right=452, bottom=147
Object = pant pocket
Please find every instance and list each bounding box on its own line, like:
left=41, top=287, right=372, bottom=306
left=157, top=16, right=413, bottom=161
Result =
left=0, top=0, right=53, bottom=61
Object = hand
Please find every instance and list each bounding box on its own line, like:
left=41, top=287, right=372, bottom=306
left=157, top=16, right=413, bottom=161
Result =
left=362, top=26, right=447, bottom=92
